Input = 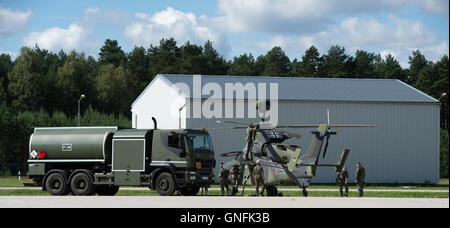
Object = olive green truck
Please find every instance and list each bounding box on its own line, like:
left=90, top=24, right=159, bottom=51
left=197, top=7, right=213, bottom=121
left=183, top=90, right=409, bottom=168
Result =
left=27, top=126, right=216, bottom=196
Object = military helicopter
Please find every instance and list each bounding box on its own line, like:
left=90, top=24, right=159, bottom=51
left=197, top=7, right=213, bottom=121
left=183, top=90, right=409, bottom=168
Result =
left=214, top=100, right=375, bottom=197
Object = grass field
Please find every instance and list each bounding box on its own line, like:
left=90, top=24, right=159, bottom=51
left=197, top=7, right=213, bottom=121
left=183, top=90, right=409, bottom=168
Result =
left=0, top=189, right=448, bottom=198
left=0, top=177, right=448, bottom=198
left=1, top=177, right=448, bottom=190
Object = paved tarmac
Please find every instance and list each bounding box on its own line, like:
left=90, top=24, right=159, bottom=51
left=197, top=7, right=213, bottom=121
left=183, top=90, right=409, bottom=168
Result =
left=0, top=196, right=448, bottom=208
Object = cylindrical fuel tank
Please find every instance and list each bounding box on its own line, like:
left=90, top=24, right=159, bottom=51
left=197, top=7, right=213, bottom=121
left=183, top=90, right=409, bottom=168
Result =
left=29, top=127, right=117, bottom=162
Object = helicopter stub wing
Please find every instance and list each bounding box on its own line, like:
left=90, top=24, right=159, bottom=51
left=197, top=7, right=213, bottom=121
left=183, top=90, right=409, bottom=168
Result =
left=297, top=149, right=350, bottom=169
left=220, top=151, right=244, bottom=157
left=223, top=160, right=241, bottom=169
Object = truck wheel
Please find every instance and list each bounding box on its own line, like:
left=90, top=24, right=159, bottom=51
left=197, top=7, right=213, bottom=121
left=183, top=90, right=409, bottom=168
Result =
left=45, top=172, right=69, bottom=196
left=71, top=172, right=95, bottom=196
left=155, top=172, right=175, bottom=196
left=190, top=186, right=200, bottom=196
left=96, top=185, right=120, bottom=196
left=180, top=186, right=200, bottom=196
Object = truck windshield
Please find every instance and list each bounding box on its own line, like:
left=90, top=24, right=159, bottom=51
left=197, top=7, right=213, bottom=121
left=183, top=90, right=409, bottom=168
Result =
left=188, top=134, right=213, bottom=152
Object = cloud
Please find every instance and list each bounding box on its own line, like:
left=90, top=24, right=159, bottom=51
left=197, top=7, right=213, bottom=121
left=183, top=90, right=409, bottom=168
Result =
left=0, top=6, right=31, bottom=37
left=202, top=0, right=448, bottom=35
left=23, top=7, right=129, bottom=56
left=124, top=7, right=230, bottom=56
left=250, top=14, right=448, bottom=67
left=416, top=0, right=449, bottom=15
left=338, top=15, right=438, bottom=47
left=24, top=23, right=94, bottom=52
left=202, top=0, right=398, bottom=34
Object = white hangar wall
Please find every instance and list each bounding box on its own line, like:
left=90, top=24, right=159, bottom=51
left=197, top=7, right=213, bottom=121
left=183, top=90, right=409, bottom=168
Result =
left=186, top=99, right=440, bottom=184
left=131, top=76, right=187, bottom=130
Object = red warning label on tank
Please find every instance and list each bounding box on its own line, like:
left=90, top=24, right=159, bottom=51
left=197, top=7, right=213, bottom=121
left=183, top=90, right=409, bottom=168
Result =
left=38, top=150, right=46, bottom=159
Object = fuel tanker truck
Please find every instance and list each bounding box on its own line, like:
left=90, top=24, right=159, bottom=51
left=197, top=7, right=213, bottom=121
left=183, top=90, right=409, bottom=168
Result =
left=27, top=124, right=215, bottom=196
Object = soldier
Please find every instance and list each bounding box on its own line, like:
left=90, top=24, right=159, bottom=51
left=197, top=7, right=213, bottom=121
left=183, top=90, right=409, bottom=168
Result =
left=253, top=160, right=265, bottom=196
left=231, top=166, right=240, bottom=186
left=244, top=123, right=257, bottom=160
left=230, top=165, right=240, bottom=195
left=218, top=162, right=230, bottom=196
left=336, top=166, right=349, bottom=197
left=355, top=162, right=366, bottom=197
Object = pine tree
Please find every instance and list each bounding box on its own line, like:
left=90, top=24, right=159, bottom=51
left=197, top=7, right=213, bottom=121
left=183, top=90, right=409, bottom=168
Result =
left=299, top=46, right=321, bottom=77
left=99, top=39, right=127, bottom=67
left=263, top=46, right=290, bottom=76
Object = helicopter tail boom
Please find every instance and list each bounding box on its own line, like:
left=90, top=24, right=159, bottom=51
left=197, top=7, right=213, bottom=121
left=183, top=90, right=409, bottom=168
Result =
left=288, top=147, right=302, bottom=172
left=335, top=149, right=350, bottom=172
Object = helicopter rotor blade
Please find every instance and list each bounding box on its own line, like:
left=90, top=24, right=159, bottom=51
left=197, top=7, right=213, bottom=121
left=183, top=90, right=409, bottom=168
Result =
left=277, top=129, right=302, bottom=139
left=329, top=124, right=376, bottom=128
left=216, top=120, right=251, bottom=126
left=327, top=109, right=330, bottom=125
left=277, top=124, right=320, bottom=128
left=322, top=135, right=330, bottom=158
left=208, top=126, right=248, bottom=130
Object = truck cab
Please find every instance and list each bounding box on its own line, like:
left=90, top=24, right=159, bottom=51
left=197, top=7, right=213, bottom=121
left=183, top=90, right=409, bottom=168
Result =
left=147, top=129, right=215, bottom=195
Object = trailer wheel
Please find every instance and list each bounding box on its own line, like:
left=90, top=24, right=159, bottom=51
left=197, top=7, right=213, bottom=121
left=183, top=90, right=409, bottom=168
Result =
left=71, top=172, right=95, bottom=196
left=96, top=185, right=120, bottom=196
left=155, top=172, right=175, bottom=196
left=45, top=172, right=69, bottom=196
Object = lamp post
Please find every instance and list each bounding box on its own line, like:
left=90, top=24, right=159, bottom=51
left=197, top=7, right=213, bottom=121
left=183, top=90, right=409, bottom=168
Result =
left=439, top=93, right=447, bottom=131
left=78, top=94, right=85, bottom=127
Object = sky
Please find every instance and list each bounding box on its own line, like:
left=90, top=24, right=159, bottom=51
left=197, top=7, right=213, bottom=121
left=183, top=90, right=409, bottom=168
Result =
left=0, top=0, right=449, bottom=68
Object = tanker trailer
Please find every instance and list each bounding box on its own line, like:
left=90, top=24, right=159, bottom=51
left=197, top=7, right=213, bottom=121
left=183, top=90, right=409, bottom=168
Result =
left=27, top=126, right=215, bottom=196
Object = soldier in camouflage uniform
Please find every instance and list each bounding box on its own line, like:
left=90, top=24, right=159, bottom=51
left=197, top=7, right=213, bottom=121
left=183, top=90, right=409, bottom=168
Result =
left=244, top=123, right=256, bottom=160
left=231, top=166, right=240, bottom=186
left=230, top=165, right=240, bottom=195
left=218, top=162, right=230, bottom=196
left=355, top=162, right=366, bottom=197
left=336, top=166, right=349, bottom=197
left=253, top=160, right=265, bottom=196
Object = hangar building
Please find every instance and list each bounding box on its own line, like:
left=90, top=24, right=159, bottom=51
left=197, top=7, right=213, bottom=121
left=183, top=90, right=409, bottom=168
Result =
left=131, top=74, right=440, bottom=184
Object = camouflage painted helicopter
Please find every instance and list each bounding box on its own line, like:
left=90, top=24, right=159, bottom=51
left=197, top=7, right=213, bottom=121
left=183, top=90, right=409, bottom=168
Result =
left=215, top=100, right=375, bottom=197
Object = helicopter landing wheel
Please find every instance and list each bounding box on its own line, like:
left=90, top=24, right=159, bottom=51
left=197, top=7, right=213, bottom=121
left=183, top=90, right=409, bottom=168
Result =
left=302, top=189, right=308, bottom=197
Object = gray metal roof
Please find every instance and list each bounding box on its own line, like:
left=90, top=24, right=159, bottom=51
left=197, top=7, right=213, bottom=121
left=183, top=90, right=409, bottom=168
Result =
left=158, top=74, right=438, bottom=103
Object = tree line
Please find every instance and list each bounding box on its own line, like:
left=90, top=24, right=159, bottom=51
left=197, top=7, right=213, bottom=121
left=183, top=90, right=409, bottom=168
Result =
left=0, top=38, right=448, bottom=177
